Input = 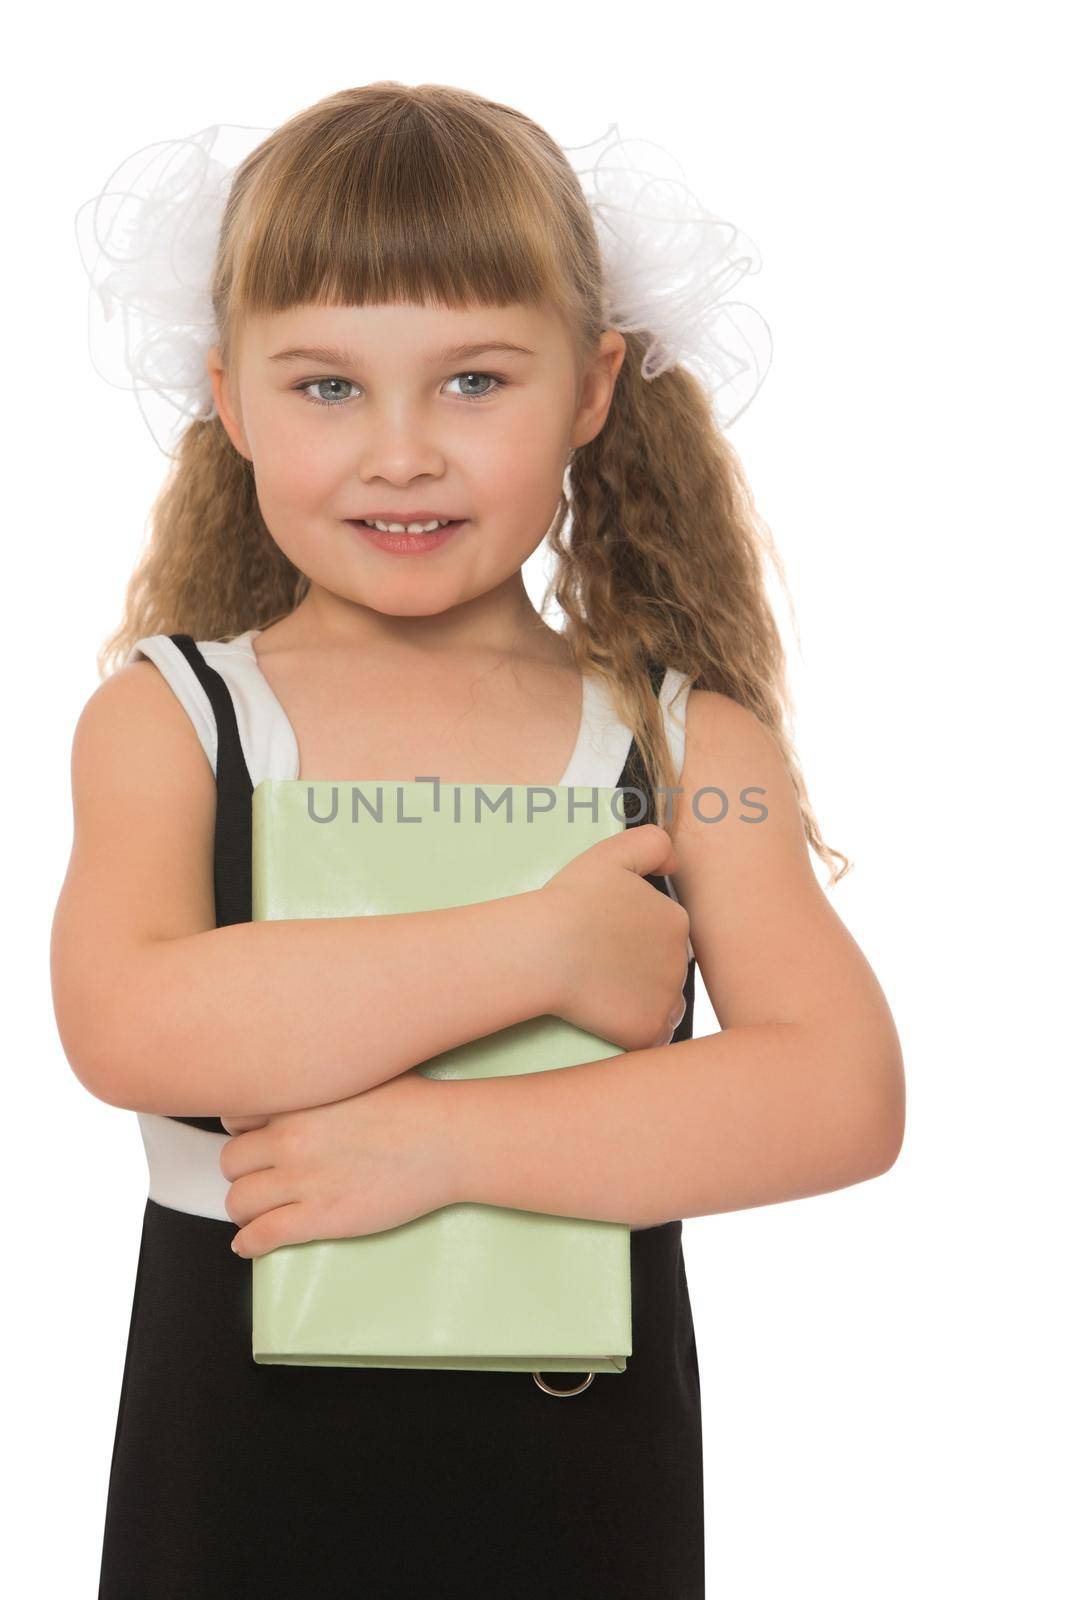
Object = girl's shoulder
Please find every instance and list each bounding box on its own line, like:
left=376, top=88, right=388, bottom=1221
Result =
left=124, top=626, right=258, bottom=680
left=122, top=628, right=297, bottom=785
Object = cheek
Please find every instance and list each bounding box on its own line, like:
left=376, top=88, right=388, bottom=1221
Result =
left=471, top=407, right=569, bottom=507
left=503, top=445, right=570, bottom=528
left=254, top=417, right=348, bottom=509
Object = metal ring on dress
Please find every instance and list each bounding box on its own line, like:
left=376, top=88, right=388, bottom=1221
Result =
left=532, top=1370, right=596, bottom=1396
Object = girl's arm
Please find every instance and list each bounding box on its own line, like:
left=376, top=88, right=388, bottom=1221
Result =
left=50, top=661, right=565, bottom=1119
left=443, top=689, right=906, bottom=1225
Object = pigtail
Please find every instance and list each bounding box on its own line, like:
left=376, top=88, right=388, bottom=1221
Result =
left=97, top=415, right=307, bottom=677
left=549, top=329, right=851, bottom=882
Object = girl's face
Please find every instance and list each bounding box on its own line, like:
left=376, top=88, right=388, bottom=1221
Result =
left=208, top=300, right=625, bottom=623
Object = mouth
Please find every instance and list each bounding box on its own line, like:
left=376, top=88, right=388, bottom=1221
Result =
left=346, top=517, right=468, bottom=555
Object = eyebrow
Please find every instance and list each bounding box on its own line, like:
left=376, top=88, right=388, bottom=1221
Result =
left=267, top=340, right=537, bottom=366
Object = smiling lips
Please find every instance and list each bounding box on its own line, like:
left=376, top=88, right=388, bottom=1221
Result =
left=349, top=518, right=467, bottom=555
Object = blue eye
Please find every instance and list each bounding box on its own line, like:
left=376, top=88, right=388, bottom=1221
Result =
left=295, top=372, right=509, bottom=408
left=445, top=372, right=508, bottom=402
left=297, top=377, right=356, bottom=407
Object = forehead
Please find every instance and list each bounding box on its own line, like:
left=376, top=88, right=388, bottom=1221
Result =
left=240, top=300, right=568, bottom=363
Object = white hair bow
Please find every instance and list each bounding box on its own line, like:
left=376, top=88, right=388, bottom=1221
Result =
left=75, top=119, right=772, bottom=455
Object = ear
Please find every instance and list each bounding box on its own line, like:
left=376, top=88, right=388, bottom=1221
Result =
left=206, top=343, right=252, bottom=461
left=570, top=329, right=628, bottom=451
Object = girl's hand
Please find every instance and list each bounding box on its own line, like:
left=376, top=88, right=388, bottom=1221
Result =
left=539, top=823, right=691, bottom=1052
left=219, top=1072, right=458, bottom=1259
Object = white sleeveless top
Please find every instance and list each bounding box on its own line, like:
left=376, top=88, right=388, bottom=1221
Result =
left=126, top=628, right=693, bottom=793
left=125, top=627, right=695, bottom=1222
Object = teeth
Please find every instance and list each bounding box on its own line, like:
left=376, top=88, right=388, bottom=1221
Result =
left=363, top=518, right=452, bottom=534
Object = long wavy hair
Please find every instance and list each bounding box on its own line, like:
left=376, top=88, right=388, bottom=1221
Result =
left=99, top=81, right=849, bottom=881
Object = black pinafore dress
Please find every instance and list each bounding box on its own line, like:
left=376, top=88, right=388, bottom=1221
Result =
left=97, top=636, right=704, bottom=1599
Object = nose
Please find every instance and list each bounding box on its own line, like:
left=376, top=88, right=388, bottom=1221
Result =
left=356, top=404, right=447, bottom=487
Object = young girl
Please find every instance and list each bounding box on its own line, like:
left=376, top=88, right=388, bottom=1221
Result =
left=54, top=84, right=905, bottom=1599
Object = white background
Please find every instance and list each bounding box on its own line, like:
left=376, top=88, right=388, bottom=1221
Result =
left=4, top=2, right=1063, bottom=1593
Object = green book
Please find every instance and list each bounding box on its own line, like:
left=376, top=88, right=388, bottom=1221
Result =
left=250, top=778, right=633, bottom=1375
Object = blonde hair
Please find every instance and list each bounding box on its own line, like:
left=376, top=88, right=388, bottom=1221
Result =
left=99, top=81, right=849, bottom=881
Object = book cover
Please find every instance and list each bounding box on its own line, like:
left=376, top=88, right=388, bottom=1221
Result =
left=250, top=778, right=634, bottom=1373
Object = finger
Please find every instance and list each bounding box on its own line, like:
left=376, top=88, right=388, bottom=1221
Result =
left=656, top=995, right=687, bottom=1048
left=219, top=1128, right=277, bottom=1182
left=231, top=1200, right=304, bottom=1260
left=225, top=1167, right=300, bottom=1228
left=221, top=1112, right=270, bottom=1135
left=605, top=821, right=679, bottom=879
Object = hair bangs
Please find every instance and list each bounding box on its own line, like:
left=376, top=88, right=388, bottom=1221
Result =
left=221, top=101, right=582, bottom=332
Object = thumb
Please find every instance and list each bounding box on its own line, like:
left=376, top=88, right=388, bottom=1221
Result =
left=605, top=821, right=679, bottom=879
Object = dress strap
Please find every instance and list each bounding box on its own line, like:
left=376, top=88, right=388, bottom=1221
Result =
left=135, top=636, right=253, bottom=1138
left=618, top=661, right=690, bottom=822
left=167, top=635, right=253, bottom=929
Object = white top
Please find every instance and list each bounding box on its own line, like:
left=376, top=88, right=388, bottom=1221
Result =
left=126, top=627, right=693, bottom=793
